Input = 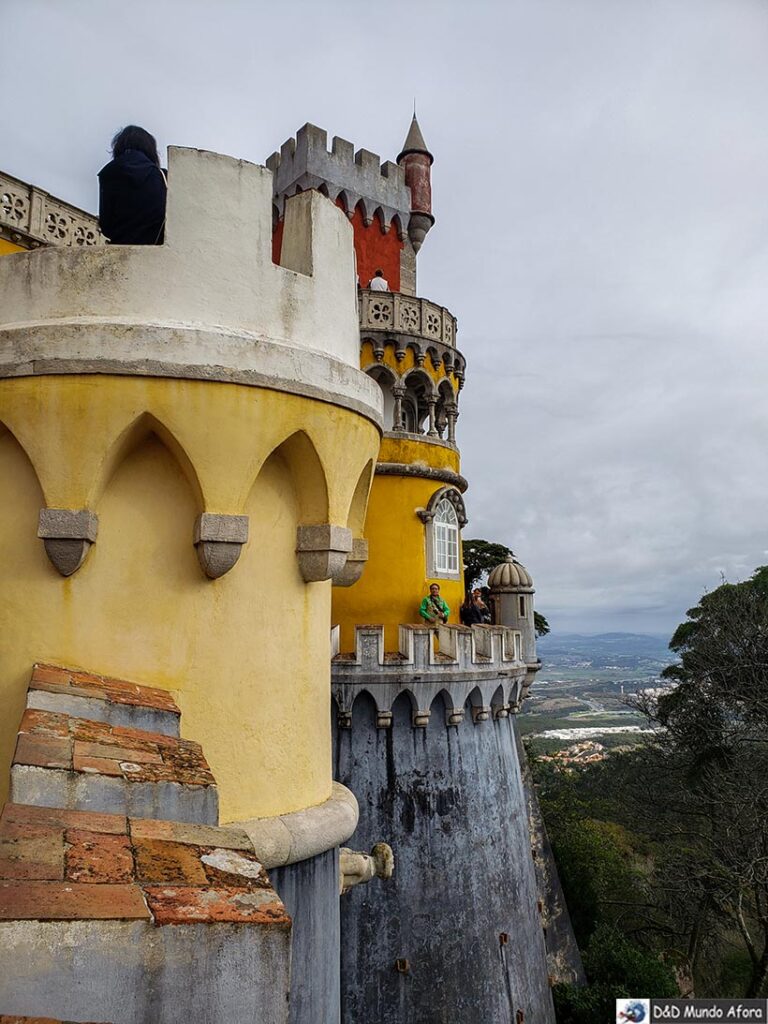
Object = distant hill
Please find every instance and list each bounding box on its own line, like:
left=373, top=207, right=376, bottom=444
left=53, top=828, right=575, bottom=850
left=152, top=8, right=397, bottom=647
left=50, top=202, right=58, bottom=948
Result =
left=537, top=632, right=671, bottom=669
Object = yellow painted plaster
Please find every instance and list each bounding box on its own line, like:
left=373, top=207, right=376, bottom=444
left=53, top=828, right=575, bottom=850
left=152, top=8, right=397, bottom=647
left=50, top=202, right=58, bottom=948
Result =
left=360, top=340, right=459, bottom=393
left=332, top=437, right=465, bottom=652
left=0, top=375, right=380, bottom=822
left=0, top=239, right=26, bottom=255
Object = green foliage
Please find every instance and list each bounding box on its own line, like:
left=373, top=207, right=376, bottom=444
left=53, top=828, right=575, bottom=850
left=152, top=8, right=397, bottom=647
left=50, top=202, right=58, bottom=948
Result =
left=584, top=924, right=677, bottom=995
left=534, top=610, right=551, bottom=636
left=553, top=927, right=677, bottom=1023
left=537, top=564, right=768, bottom=1007
left=462, top=538, right=512, bottom=590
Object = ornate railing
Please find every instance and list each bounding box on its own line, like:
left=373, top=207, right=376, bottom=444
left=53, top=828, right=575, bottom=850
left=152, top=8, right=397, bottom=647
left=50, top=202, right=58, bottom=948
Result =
left=359, top=288, right=457, bottom=348
left=0, top=170, right=105, bottom=249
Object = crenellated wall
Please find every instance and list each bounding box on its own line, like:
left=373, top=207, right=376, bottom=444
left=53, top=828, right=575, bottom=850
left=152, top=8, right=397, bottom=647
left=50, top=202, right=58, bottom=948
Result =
left=0, top=147, right=381, bottom=825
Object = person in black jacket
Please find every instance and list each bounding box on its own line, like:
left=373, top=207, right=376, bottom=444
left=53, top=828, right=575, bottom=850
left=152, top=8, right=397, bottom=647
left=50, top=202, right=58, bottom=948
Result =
left=460, top=588, right=492, bottom=626
left=98, top=126, right=166, bottom=245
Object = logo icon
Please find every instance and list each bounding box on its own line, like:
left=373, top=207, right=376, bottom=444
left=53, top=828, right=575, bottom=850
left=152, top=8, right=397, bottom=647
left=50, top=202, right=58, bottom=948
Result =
left=616, top=999, right=649, bottom=1023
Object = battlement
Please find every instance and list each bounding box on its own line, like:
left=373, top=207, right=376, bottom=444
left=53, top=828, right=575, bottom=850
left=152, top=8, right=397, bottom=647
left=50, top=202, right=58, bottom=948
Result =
left=0, top=147, right=381, bottom=424
left=331, top=624, right=541, bottom=728
left=267, top=124, right=412, bottom=231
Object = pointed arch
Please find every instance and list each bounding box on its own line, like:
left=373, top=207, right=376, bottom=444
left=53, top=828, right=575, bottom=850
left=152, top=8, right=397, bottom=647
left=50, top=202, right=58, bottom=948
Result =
left=90, top=412, right=204, bottom=509
left=365, top=364, right=397, bottom=430
left=317, top=183, right=329, bottom=198
left=260, top=429, right=329, bottom=526
left=335, top=191, right=350, bottom=217
left=345, top=459, right=374, bottom=537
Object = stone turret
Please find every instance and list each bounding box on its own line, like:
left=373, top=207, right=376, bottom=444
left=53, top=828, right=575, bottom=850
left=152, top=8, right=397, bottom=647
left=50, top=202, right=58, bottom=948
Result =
left=397, top=114, right=434, bottom=253
left=489, top=553, right=537, bottom=664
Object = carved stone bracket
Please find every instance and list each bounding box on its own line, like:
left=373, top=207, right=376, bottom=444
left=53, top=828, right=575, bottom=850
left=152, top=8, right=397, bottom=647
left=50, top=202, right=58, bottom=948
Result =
left=332, top=537, right=369, bottom=588
left=38, top=508, right=98, bottom=576
left=194, top=513, right=249, bottom=579
left=340, top=842, right=394, bottom=895
left=296, top=524, right=352, bottom=583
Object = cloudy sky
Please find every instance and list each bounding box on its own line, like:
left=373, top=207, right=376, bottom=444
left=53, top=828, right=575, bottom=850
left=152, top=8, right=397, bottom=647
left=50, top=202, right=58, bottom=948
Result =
left=4, top=0, right=768, bottom=635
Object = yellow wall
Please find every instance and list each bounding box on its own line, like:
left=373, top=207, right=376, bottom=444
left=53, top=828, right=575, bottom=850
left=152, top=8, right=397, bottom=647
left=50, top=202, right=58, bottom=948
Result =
left=0, top=375, right=379, bottom=823
left=332, top=434, right=464, bottom=651
left=0, top=239, right=26, bottom=255
left=360, top=339, right=460, bottom=392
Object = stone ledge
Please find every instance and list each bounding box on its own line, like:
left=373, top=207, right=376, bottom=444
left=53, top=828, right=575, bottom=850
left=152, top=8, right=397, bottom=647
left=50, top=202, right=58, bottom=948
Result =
left=0, top=321, right=384, bottom=430
left=236, top=781, right=358, bottom=869
left=29, top=665, right=180, bottom=716
left=0, top=804, right=289, bottom=928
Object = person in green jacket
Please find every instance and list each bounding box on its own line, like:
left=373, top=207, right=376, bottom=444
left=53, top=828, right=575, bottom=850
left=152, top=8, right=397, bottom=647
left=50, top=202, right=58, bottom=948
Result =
left=419, top=583, right=450, bottom=625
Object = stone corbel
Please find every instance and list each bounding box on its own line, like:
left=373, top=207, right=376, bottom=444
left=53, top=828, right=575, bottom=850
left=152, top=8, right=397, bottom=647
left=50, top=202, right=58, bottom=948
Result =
left=194, top=513, right=249, bottom=579
left=38, top=508, right=98, bottom=576
left=340, top=842, right=394, bottom=895
left=296, top=524, right=352, bottom=583
left=332, top=538, right=369, bottom=588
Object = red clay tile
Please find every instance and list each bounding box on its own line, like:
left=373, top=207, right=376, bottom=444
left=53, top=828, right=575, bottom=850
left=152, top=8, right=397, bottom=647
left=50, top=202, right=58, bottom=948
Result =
left=2, top=804, right=127, bottom=836
left=142, top=885, right=291, bottom=926
left=72, top=755, right=124, bottom=777
left=0, top=822, right=65, bottom=881
left=133, top=839, right=207, bottom=885
left=72, top=741, right=162, bottom=764
left=17, top=710, right=70, bottom=739
left=29, top=680, right=109, bottom=701
left=13, top=735, right=71, bottom=770
left=128, top=818, right=252, bottom=850
left=31, top=665, right=72, bottom=686
left=65, top=830, right=134, bottom=884
left=32, top=663, right=180, bottom=714
left=0, top=880, right=149, bottom=920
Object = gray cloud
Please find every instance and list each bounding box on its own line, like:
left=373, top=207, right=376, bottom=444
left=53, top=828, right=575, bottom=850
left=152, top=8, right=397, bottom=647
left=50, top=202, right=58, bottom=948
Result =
left=4, top=0, right=768, bottom=635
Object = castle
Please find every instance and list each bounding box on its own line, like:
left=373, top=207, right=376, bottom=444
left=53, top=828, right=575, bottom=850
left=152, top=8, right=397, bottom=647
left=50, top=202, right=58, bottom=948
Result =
left=0, top=118, right=579, bottom=1022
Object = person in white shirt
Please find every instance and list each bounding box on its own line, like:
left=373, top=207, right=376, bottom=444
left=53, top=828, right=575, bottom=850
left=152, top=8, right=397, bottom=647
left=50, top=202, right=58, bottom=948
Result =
left=369, top=269, right=389, bottom=291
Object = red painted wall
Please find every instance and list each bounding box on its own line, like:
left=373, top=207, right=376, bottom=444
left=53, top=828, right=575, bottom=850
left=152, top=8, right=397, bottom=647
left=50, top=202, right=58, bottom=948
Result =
left=272, top=195, right=403, bottom=292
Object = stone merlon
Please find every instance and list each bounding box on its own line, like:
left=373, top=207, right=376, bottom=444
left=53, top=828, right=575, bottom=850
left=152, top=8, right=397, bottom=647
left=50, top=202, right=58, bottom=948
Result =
left=267, top=123, right=412, bottom=230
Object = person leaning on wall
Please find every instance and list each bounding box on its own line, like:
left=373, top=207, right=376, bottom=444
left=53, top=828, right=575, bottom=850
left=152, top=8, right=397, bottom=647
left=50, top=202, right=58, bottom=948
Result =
left=419, top=583, right=449, bottom=625
left=460, top=588, right=491, bottom=626
left=98, top=125, right=167, bottom=245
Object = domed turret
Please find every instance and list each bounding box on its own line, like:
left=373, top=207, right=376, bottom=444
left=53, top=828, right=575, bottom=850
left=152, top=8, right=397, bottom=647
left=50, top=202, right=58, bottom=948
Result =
left=487, top=554, right=534, bottom=592
left=489, top=554, right=536, bottom=663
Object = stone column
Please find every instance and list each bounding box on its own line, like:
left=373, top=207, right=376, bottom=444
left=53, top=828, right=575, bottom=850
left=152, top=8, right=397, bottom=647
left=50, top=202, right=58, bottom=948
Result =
left=392, top=384, right=406, bottom=432
left=427, top=397, right=438, bottom=437
left=447, top=404, right=458, bottom=445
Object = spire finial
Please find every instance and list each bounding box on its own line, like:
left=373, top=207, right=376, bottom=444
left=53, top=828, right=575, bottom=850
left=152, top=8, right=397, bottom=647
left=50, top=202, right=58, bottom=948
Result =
left=397, top=112, right=433, bottom=165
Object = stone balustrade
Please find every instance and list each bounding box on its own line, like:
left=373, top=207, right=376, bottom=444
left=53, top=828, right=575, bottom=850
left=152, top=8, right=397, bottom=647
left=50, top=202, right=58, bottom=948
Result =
left=331, top=623, right=542, bottom=729
left=359, top=288, right=457, bottom=349
left=0, top=170, right=105, bottom=249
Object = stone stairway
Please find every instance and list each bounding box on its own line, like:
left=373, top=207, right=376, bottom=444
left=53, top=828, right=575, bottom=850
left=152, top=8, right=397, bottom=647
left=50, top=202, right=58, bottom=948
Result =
left=0, top=665, right=292, bottom=1024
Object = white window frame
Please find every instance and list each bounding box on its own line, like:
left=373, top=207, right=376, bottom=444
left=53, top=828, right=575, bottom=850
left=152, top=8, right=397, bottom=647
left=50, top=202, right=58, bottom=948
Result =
left=430, top=499, right=460, bottom=578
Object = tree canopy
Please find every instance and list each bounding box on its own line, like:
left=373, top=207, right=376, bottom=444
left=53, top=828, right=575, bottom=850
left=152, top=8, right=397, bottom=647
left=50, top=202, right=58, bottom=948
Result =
left=536, top=565, right=768, bottom=1008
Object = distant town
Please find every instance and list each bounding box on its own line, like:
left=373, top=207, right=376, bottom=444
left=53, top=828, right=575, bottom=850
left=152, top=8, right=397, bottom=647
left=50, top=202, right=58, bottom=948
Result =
left=520, top=631, right=674, bottom=758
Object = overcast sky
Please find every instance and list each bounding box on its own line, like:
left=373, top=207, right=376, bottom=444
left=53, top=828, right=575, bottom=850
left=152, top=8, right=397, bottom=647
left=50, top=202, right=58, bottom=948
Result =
left=4, top=0, right=768, bottom=636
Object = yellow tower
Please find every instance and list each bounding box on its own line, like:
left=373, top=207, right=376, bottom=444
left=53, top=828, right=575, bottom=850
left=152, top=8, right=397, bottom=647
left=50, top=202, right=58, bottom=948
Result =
left=0, top=147, right=381, bottom=823
left=268, top=120, right=468, bottom=651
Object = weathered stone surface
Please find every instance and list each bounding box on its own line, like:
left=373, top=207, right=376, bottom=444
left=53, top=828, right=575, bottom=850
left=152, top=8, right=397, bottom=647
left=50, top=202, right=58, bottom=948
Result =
left=11, top=710, right=217, bottom=824
left=335, top=697, right=556, bottom=1024
left=64, top=831, right=133, bottom=885
left=0, top=882, right=150, bottom=921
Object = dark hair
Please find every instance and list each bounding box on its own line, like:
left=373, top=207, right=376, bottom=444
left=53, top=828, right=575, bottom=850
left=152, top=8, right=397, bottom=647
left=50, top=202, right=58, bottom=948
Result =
left=111, top=126, right=160, bottom=166
left=374, top=269, right=384, bottom=277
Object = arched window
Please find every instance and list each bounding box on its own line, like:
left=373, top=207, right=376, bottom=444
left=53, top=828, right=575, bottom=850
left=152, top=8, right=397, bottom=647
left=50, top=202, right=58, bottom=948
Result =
left=433, top=499, right=459, bottom=574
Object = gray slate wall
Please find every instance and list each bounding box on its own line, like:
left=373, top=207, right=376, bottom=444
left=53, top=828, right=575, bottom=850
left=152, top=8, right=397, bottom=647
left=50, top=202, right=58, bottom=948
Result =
left=271, top=848, right=341, bottom=1024
left=335, top=692, right=555, bottom=1024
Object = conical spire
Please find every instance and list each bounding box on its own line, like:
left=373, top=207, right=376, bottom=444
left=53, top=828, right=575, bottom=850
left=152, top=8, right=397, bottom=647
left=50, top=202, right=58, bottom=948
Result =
left=397, top=114, right=433, bottom=165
